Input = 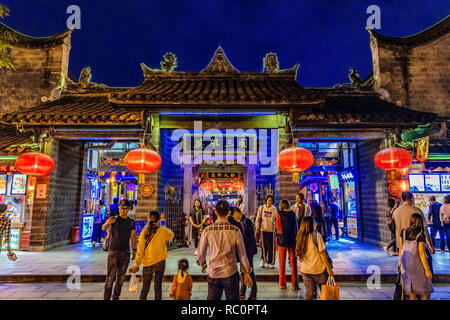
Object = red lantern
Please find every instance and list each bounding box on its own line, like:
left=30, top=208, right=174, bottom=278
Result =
left=124, top=148, right=162, bottom=173
left=278, top=147, right=314, bottom=172
left=15, top=152, right=55, bottom=176
left=201, top=181, right=214, bottom=191
left=231, top=181, right=244, bottom=190
left=374, top=148, right=412, bottom=170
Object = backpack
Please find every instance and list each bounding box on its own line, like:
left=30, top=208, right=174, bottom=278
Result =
left=312, top=231, right=333, bottom=269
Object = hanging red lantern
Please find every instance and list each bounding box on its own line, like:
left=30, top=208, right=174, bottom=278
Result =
left=231, top=180, right=244, bottom=190
left=278, top=147, right=314, bottom=181
left=124, top=148, right=162, bottom=183
left=15, top=152, right=55, bottom=176
left=374, top=147, right=412, bottom=170
left=200, top=181, right=214, bottom=191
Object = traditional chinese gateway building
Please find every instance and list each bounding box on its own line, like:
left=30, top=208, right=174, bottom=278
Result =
left=0, top=16, right=448, bottom=251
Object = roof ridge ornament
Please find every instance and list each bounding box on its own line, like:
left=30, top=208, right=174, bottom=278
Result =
left=66, top=67, right=108, bottom=92
left=201, top=47, right=239, bottom=74
left=263, top=53, right=280, bottom=73
left=333, top=67, right=372, bottom=91
left=141, top=52, right=178, bottom=79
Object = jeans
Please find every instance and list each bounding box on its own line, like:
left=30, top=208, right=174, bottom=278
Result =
left=104, top=250, right=130, bottom=300
left=301, top=269, right=328, bottom=300
left=430, top=225, right=446, bottom=251
left=91, top=224, right=102, bottom=243
left=140, top=260, right=166, bottom=300
left=261, top=231, right=276, bottom=265
left=324, top=217, right=331, bottom=240
left=240, top=255, right=257, bottom=298
left=386, top=223, right=397, bottom=252
left=278, top=246, right=298, bottom=288
left=207, top=272, right=240, bottom=300
left=330, top=218, right=339, bottom=240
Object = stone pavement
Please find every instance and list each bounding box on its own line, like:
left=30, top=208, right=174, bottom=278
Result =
left=1, top=238, right=449, bottom=283
left=0, top=282, right=449, bottom=300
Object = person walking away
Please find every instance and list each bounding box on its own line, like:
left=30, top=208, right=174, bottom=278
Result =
left=237, top=195, right=245, bottom=213
left=127, top=200, right=137, bottom=220
left=311, top=201, right=327, bottom=243
left=233, top=207, right=258, bottom=300
left=255, top=195, right=277, bottom=268
left=393, top=192, right=435, bottom=255
left=275, top=200, right=299, bottom=290
left=328, top=198, right=341, bottom=240
left=129, top=210, right=174, bottom=300
left=384, top=198, right=399, bottom=256
left=296, top=216, right=334, bottom=300
left=189, top=199, right=206, bottom=256
left=440, top=195, right=450, bottom=252
left=0, top=204, right=13, bottom=255
left=398, top=213, right=434, bottom=300
left=108, top=197, right=120, bottom=217
left=291, top=193, right=311, bottom=227
left=322, top=202, right=331, bottom=241
left=170, top=259, right=193, bottom=300
left=197, top=200, right=253, bottom=300
left=428, top=196, right=444, bottom=252
left=92, top=199, right=106, bottom=247
left=102, top=199, right=137, bottom=300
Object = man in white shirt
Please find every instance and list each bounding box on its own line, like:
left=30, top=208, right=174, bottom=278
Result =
left=393, top=191, right=434, bottom=253
left=290, top=193, right=311, bottom=225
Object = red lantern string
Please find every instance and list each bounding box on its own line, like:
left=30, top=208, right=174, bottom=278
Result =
left=15, top=152, right=55, bottom=176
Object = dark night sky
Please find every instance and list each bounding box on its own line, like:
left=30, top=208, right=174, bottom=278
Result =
left=1, top=0, right=448, bottom=87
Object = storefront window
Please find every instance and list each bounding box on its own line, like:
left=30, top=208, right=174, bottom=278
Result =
left=0, top=173, right=26, bottom=224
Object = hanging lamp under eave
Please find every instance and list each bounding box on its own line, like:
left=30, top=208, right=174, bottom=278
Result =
left=124, top=148, right=162, bottom=184
left=15, top=152, right=55, bottom=176
left=278, top=147, right=314, bottom=182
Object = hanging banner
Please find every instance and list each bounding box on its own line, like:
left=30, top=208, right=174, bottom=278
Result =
left=415, top=136, right=429, bottom=163
left=388, top=183, right=401, bottom=196
left=140, top=184, right=153, bottom=197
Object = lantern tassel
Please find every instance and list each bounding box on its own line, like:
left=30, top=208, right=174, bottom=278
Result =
left=138, top=173, right=145, bottom=184
left=293, top=172, right=299, bottom=183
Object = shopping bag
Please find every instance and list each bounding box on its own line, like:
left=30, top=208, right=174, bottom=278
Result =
left=129, top=274, right=138, bottom=293
left=320, top=276, right=339, bottom=300
left=392, top=267, right=404, bottom=300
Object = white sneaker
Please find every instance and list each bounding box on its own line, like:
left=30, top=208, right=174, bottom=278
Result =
left=383, top=246, right=388, bottom=254
left=268, top=264, right=274, bottom=269
left=260, top=261, right=265, bottom=268
left=194, top=250, right=198, bottom=256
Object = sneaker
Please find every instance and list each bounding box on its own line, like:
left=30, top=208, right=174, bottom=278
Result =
left=392, top=252, right=398, bottom=256
left=279, top=286, right=286, bottom=289
left=260, top=261, right=265, bottom=268
left=268, top=264, right=274, bottom=269
left=92, top=242, right=95, bottom=247
left=194, top=250, right=198, bottom=256
left=383, top=246, right=388, bottom=254
left=239, top=295, right=245, bottom=300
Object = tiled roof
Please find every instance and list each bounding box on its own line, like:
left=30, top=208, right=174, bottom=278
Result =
left=293, top=94, right=437, bottom=126
left=0, top=126, right=34, bottom=155
left=0, top=96, right=142, bottom=126
left=0, top=22, right=72, bottom=48
left=368, top=15, right=449, bottom=47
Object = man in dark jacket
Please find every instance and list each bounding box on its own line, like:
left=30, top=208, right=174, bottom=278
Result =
left=428, top=196, right=444, bottom=251
left=275, top=200, right=299, bottom=290
left=233, top=207, right=258, bottom=300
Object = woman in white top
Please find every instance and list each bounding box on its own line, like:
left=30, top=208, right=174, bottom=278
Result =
left=255, top=195, right=278, bottom=268
left=440, top=195, right=450, bottom=252
left=296, top=216, right=334, bottom=300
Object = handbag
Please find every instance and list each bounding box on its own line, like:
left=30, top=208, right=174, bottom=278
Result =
left=320, top=276, right=339, bottom=300
left=392, top=266, right=404, bottom=300
left=128, top=273, right=139, bottom=292
left=425, top=245, right=433, bottom=274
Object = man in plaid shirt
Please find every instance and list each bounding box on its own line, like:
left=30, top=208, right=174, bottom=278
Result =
left=0, top=203, right=12, bottom=252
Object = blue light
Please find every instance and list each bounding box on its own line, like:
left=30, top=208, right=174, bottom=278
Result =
left=340, top=171, right=354, bottom=181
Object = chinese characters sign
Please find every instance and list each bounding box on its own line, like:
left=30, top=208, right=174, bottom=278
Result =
left=207, top=172, right=240, bottom=179
left=415, top=136, right=429, bottom=163
left=183, top=134, right=257, bottom=155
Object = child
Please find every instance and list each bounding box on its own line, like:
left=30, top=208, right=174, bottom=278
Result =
left=170, top=259, right=193, bottom=300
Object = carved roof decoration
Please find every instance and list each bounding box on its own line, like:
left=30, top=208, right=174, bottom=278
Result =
left=0, top=126, right=34, bottom=155
left=201, top=47, right=239, bottom=74
left=0, top=22, right=72, bottom=48
left=368, top=15, right=449, bottom=48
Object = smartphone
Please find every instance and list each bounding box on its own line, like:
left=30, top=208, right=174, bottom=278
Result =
left=160, top=219, right=166, bottom=227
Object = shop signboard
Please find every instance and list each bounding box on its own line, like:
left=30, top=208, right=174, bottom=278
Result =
left=0, top=174, right=6, bottom=195
left=183, top=134, right=257, bottom=155
left=36, top=184, right=47, bottom=199
left=424, top=175, right=441, bottom=192
left=1, top=228, right=20, bottom=250
left=388, top=183, right=401, bottom=196
left=82, top=215, right=94, bottom=239
left=441, top=175, right=450, bottom=192
left=409, top=174, right=425, bottom=192
left=412, top=193, right=446, bottom=215
left=347, top=217, right=358, bottom=239
left=328, top=174, right=339, bottom=189
left=207, top=172, right=240, bottom=179
left=10, top=174, right=27, bottom=195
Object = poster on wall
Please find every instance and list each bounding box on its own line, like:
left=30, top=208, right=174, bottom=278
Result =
left=0, top=174, right=7, bottom=195
left=424, top=175, right=441, bottom=192
left=412, top=193, right=446, bottom=216
left=409, top=174, right=425, bottom=192
left=347, top=217, right=358, bottom=239
left=441, top=175, right=450, bottom=192
left=10, top=174, right=27, bottom=195
left=1, top=228, right=20, bottom=250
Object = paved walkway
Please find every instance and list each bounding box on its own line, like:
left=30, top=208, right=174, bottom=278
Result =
left=1, top=238, right=449, bottom=282
left=0, top=282, right=449, bottom=300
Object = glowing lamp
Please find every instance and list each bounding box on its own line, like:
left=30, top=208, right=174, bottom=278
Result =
left=400, top=179, right=410, bottom=192
left=278, top=147, right=314, bottom=182
left=374, top=148, right=412, bottom=170
left=15, top=152, right=55, bottom=176
left=201, top=181, right=214, bottom=191
left=124, top=148, right=162, bottom=184
left=110, top=172, right=116, bottom=184
left=231, top=181, right=244, bottom=190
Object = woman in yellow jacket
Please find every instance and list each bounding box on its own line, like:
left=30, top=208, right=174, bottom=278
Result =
left=129, top=211, right=174, bottom=300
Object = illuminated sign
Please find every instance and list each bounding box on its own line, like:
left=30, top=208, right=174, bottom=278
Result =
left=207, top=172, right=240, bottom=179
left=340, top=172, right=354, bottom=181
left=1, top=228, right=20, bottom=250
left=140, top=184, right=154, bottom=197
left=183, top=134, right=257, bottom=155
left=0, top=165, right=18, bottom=172
left=328, top=174, right=339, bottom=189
left=388, top=183, right=401, bottom=196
